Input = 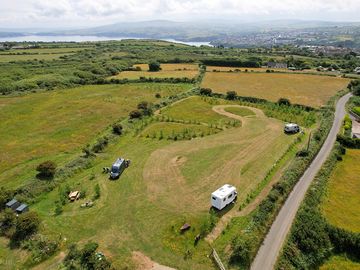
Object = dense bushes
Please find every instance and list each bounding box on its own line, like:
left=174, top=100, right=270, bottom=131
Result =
left=63, top=242, right=112, bottom=270
left=149, top=61, right=161, bottom=72
left=112, top=123, right=123, bottom=135
left=0, top=210, right=41, bottom=244
left=22, top=234, right=59, bottom=266
left=348, top=79, right=360, bottom=96
left=91, top=137, right=109, bottom=153
left=201, top=59, right=261, bottom=68
left=199, top=88, right=212, bottom=96
left=337, top=135, right=360, bottom=148
left=226, top=91, right=237, bottom=100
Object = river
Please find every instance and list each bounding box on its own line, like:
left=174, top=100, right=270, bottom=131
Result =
left=0, top=35, right=212, bottom=47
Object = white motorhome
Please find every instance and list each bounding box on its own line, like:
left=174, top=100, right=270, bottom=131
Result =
left=284, top=123, right=300, bottom=133
left=211, top=184, right=237, bottom=210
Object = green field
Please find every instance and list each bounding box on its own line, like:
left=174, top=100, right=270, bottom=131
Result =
left=224, top=106, right=256, bottom=117
left=321, top=149, right=360, bottom=232
left=3, top=96, right=294, bottom=269
left=160, top=96, right=231, bottom=124
left=320, top=255, right=360, bottom=270
left=0, top=83, right=191, bottom=188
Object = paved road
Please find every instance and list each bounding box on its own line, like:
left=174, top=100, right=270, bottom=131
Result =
left=251, top=93, right=352, bottom=270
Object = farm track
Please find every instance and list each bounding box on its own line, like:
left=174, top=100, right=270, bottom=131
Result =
left=251, top=93, right=352, bottom=270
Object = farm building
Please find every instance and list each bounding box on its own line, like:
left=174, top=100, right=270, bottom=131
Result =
left=267, top=62, right=288, bottom=69
left=6, top=198, right=21, bottom=211
left=15, top=203, right=29, bottom=214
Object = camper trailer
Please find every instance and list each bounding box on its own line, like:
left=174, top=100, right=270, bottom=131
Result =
left=211, top=184, right=237, bottom=210
left=284, top=123, right=300, bottom=134
left=109, top=158, right=130, bottom=179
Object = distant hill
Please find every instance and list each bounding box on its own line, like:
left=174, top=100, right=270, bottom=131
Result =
left=1, top=20, right=360, bottom=47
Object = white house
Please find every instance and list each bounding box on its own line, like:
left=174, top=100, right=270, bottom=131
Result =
left=211, top=184, right=237, bottom=210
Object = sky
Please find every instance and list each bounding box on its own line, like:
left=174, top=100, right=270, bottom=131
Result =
left=1, top=0, right=360, bottom=29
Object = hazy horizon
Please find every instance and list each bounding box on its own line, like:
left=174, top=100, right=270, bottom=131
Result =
left=1, top=0, right=360, bottom=29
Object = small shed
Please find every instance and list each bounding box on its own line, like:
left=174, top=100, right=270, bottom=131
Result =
left=6, top=198, right=21, bottom=211
left=15, top=203, right=29, bottom=214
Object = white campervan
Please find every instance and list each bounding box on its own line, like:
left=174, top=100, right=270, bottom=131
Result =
left=284, top=123, right=300, bottom=134
left=211, top=184, right=237, bottom=210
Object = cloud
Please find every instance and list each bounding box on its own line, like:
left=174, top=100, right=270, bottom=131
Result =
left=0, top=0, right=359, bottom=28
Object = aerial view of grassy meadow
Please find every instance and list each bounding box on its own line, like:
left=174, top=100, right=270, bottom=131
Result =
left=0, top=31, right=359, bottom=270
left=321, top=149, right=360, bottom=232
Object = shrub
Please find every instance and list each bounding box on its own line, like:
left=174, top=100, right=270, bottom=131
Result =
left=0, top=209, right=16, bottom=237
left=137, top=101, right=153, bottom=116
left=129, top=110, right=142, bottom=119
left=230, top=235, right=254, bottom=268
left=36, top=161, right=57, bottom=179
left=148, top=61, right=161, bottom=72
left=0, top=188, right=14, bottom=211
left=200, top=88, right=212, bottom=96
left=155, top=93, right=161, bottom=98
left=22, top=234, right=59, bottom=265
left=12, top=211, right=41, bottom=243
left=92, top=137, right=109, bottom=153
left=82, top=144, right=94, bottom=158
left=278, top=98, right=291, bottom=106
left=226, top=91, right=237, bottom=100
left=112, top=123, right=123, bottom=135
left=93, top=184, right=100, bottom=200
left=54, top=202, right=63, bottom=216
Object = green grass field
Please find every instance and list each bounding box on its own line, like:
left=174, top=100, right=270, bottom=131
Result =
left=201, top=72, right=350, bottom=108
left=159, top=96, right=231, bottom=125
left=224, top=107, right=256, bottom=117
left=0, top=83, right=192, bottom=188
left=15, top=96, right=295, bottom=270
left=321, top=149, right=360, bottom=233
left=320, top=255, right=360, bottom=270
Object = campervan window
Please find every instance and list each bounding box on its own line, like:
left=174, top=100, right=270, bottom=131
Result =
left=212, top=196, right=217, bottom=200
left=228, top=194, right=233, bottom=199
